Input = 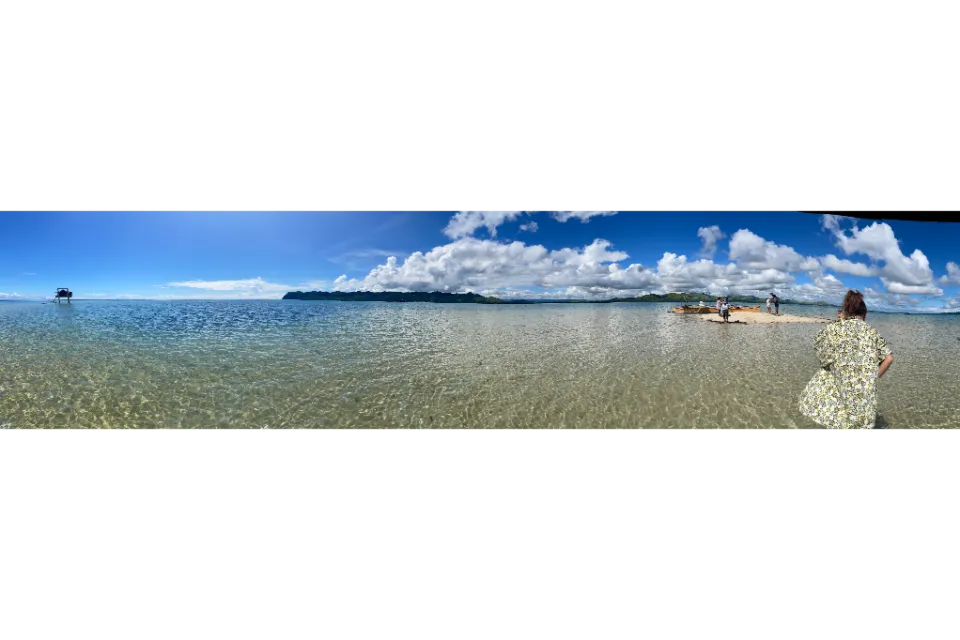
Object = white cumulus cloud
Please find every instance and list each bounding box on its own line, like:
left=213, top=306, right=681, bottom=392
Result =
left=883, top=249, right=937, bottom=288
left=863, top=287, right=920, bottom=308
left=821, top=254, right=878, bottom=277
left=443, top=211, right=617, bottom=240
left=728, top=229, right=820, bottom=272
left=697, top=225, right=726, bottom=258
left=824, top=219, right=938, bottom=293
left=550, top=211, right=618, bottom=223
left=811, top=274, right=849, bottom=298
left=443, top=211, right=524, bottom=239
left=327, top=234, right=847, bottom=303
left=819, top=214, right=858, bottom=234
left=314, top=215, right=955, bottom=310
left=329, top=238, right=653, bottom=293
left=939, top=261, right=960, bottom=285
left=656, top=253, right=737, bottom=292
left=881, top=281, right=943, bottom=296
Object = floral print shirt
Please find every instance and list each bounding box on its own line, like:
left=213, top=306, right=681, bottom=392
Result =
left=798, top=317, right=892, bottom=429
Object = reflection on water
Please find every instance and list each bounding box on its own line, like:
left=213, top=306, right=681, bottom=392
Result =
left=0, top=301, right=958, bottom=428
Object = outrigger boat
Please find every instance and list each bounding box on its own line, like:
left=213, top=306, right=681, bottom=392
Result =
left=671, top=304, right=715, bottom=314
left=672, top=304, right=762, bottom=314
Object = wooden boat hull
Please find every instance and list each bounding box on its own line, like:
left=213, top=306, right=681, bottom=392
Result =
left=672, top=305, right=761, bottom=313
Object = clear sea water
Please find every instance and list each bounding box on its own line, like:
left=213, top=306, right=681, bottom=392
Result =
left=1, top=300, right=958, bottom=428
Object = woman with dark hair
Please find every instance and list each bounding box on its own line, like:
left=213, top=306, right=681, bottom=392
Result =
left=798, top=290, right=894, bottom=428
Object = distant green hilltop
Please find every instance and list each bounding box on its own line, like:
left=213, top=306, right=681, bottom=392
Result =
left=283, top=290, right=831, bottom=305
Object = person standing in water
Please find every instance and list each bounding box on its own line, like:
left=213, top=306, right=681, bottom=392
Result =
left=720, top=298, right=730, bottom=323
left=798, top=290, right=894, bottom=428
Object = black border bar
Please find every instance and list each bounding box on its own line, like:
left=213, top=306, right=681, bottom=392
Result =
left=802, top=212, right=960, bottom=223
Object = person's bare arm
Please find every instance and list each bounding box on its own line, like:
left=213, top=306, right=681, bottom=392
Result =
left=878, top=354, right=894, bottom=378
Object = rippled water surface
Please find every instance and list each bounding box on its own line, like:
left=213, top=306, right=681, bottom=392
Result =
left=1, top=300, right=958, bottom=428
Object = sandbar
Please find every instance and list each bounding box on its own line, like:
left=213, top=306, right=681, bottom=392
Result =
left=702, top=311, right=831, bottom=324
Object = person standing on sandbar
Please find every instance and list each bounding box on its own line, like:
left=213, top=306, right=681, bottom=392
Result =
left=798, top=290, right=894, bottom=429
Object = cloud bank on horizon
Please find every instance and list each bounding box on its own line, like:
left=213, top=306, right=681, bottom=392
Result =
left=2, top=212, right=958, bottom=312
left=318, top=212, right=957, bottom=311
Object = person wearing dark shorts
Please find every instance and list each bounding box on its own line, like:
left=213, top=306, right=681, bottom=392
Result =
left=771, top=293, right=780, bottom=315
left=720, top=298, right=730, bottom=322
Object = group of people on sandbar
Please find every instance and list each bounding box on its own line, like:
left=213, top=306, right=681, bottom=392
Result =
left=766, top=293, right=779, bottom=315
left=712, top=292, right=780, bottom=323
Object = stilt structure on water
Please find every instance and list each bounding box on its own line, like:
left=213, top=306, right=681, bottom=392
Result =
left=54, top=288, right=73, bottom=304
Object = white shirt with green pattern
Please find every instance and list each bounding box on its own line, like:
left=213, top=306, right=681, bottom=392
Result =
left=798, top=317, right=892, bottom=429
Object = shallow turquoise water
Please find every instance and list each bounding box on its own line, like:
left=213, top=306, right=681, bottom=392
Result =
left=0, top=300, right=958, bottom=428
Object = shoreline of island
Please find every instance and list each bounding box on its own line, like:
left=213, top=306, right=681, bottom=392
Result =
left=701, top=311, right=831, bottom=324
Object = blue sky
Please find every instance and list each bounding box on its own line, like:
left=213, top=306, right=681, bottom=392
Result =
left=1, top=211, right=959, bottom=311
